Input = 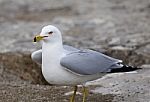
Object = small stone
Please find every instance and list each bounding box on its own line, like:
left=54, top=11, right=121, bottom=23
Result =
left=140, top=64, right=150, bottom=69
left=111, top=46, right=132, bottom=50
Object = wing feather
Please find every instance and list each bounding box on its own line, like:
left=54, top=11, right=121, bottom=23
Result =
left=60, top=50, right=122, bottom=75
left=31, top=49, right=42, bottom=65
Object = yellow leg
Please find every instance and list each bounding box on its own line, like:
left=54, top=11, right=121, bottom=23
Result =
left=70, top=86, right=78, bottom=102
left=82, top=86, right=88, bottom=102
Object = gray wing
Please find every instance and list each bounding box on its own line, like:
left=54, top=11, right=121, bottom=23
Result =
left=60, top=50, right=123, bottom=75
left=63, top=45, right=79, bottom=52
left=31, top=49, right=42, bottom=65
left=31, top=45, right=78, bottom=65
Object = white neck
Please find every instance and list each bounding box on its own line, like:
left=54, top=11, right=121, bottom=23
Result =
left=42, top=40, right=63, bottom=54
left=42, top=40, right=64, bottom=65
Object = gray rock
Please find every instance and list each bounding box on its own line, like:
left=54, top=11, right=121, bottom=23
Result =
left=141, top=64, right=150, bottom=69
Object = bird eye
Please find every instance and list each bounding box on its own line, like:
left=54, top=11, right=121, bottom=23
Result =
left=48, top=31, right=53, bottom=35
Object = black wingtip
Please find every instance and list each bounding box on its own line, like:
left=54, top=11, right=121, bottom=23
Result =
left=110, top=65, right=142, bottom=73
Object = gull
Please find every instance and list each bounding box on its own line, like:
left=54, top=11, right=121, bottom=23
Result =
left=31, top=25, right=140, bottom=102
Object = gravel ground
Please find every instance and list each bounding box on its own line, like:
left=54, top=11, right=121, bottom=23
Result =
left=0, top=0, right=150, bottom=102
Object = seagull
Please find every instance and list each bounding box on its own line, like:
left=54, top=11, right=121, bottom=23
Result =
left=31, top=25, right=140, bottom=102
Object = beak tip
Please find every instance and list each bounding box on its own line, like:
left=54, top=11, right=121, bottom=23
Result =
left=33, top=37, right=36, bottom=42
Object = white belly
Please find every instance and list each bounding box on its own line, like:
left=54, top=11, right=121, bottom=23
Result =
left=42, top=60, right=104, bottom=85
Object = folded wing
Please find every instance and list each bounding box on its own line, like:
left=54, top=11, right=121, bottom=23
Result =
left=60, top=50, right=123, bottom=75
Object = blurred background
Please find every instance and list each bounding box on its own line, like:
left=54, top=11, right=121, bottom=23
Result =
left=0, top=0, right=150, bottom=102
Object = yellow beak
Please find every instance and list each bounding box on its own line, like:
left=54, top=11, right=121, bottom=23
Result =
left=33, top=35, right=48, bottom=42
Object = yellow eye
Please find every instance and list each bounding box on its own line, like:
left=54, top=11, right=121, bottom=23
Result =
left=48, top=31, right=53, bottom=35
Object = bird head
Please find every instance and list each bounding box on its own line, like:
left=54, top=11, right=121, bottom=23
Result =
left=34, top=25, right=62, bottom=43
